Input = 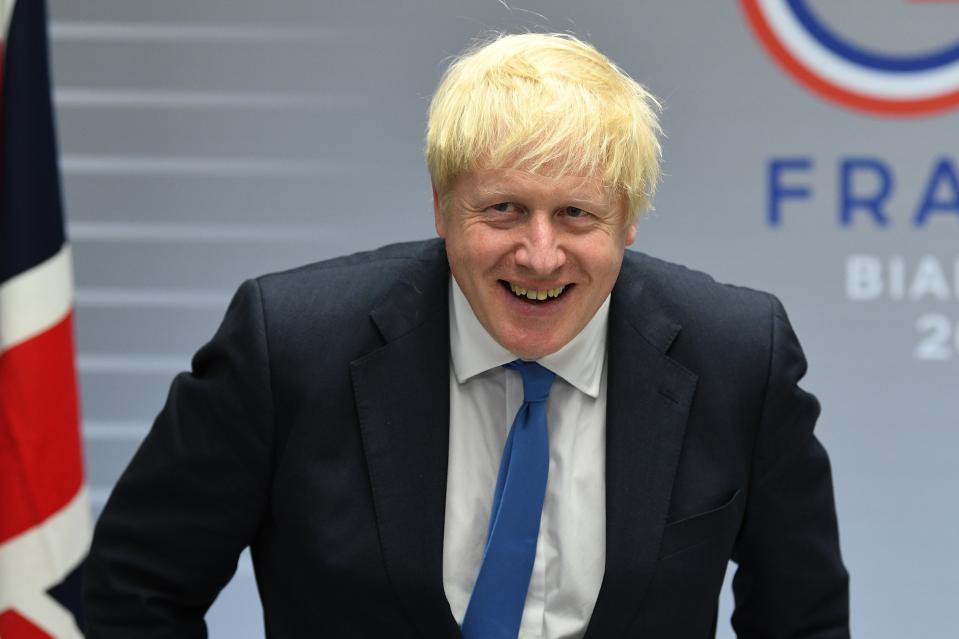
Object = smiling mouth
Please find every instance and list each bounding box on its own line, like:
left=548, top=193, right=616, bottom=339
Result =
left=499, top=280, right=573, bottom=303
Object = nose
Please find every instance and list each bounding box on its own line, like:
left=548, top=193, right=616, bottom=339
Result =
left=514, top=212, right=566, bottom=275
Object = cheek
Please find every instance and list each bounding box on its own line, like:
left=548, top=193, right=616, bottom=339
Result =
left=579, top=249, right=625, bottom=294
left=458, top=232, right=509, bottom=269
left=447, top=244, right=497, bottom=292
left=579, top=243, right=619, bottom=272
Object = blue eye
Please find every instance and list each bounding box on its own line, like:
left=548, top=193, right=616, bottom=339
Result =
left=491, top=202, right=514, bottom=212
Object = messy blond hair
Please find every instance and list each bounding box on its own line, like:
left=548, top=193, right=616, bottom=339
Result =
left=426, top=32, right=662, bottom=225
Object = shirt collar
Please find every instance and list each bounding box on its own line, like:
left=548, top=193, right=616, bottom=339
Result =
left=448, top=275, right=609, bottom=398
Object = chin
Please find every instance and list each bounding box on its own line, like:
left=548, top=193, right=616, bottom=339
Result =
left=509, top=348, right=547, bottom=361
left=498, top=334, right=563, bottom=361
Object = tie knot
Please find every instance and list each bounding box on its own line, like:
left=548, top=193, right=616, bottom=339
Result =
left=505, top=360, right=556, bottom=403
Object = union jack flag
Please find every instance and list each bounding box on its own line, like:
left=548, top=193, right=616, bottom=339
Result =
left=0, top=0, right=90, bottom=636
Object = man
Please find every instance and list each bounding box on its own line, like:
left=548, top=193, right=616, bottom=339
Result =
left=85, top=33, right=849, bottom=638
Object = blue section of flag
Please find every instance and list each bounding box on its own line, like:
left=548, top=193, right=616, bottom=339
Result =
left=1, top=0, right=65, bottom=285
left=48, top=559, right=87, bottom=633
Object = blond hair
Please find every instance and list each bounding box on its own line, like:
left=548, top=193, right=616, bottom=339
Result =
left=426, top=33, right=662, bottom=225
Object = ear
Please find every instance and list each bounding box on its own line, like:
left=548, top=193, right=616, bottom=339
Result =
left=432, top=184, right=447, bottom=238
left=625, top=222, right=637, bottom=246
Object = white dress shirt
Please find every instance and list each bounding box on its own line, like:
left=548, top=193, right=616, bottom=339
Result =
left=443, top=276, right=608, bottom=639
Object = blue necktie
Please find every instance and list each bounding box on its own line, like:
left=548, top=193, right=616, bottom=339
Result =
left=462, top=360, right=556, bottom=639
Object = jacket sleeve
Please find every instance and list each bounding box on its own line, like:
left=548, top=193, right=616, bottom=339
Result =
left=730, top=295, right=850, bottom=638
left=84, top=279, right=275, bottom=638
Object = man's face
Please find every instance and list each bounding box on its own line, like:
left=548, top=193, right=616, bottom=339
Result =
left=434, top=167, right=636, bottom=361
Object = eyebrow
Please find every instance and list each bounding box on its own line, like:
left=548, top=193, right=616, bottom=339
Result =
left=471, top=186, right=610, bottom=209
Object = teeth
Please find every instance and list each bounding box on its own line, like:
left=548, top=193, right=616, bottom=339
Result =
left=508, top=282, right=567, bottom=300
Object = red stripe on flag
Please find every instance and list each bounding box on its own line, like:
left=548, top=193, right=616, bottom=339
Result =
left=0, top=312, right=84, bottom=544
left=0, top=609, right=55, bottom=639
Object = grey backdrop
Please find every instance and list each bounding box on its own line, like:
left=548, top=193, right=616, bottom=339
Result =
left=51, top=1, right=959, bottom=637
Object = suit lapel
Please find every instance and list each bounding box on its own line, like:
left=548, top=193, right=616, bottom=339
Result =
left=585, top=257, right=699, bottom=638
left=349, top=242, right=461, bottom=638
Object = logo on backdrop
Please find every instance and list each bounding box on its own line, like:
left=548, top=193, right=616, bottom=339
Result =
left=742, top=0, right=959, bottom=116
left=747, top=2, right=959, bottom=360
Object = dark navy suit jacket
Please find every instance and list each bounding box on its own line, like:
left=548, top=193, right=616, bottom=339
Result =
left=85, top=239, right=849, bottom=638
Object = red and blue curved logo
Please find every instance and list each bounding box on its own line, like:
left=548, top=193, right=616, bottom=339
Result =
left=742, top=0, right=959, bottom=117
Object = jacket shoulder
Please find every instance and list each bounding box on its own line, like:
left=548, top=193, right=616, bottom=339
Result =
left=619, top=250, right=788, bottom=392
left=622, top=250, right=777, bottom=329
left=252, top=239, right=444, bottom=315
left=257, top=239, right=444, bottom=295
left=241, top=239, right=447, bottom=358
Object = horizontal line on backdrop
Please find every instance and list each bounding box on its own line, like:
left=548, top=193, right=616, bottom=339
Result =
left=68, top=221, right=333, bottom=243
left=55, top=88, right=361, bottom=110
left=49, top=21, right=360, bottom=43
left=78, top=354, right=189, bottom=375
left=61, top=155, right=342, bottom=176
left=83, top=420, right=151, bottom=441
left=76, top=288, right=232, bottom=309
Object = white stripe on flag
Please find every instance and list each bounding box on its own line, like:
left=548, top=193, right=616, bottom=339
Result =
left=0, top=0, right=15, bottom=41
left=0, top=486, right=91, bottom=638
left=0, top=243, right=73, bottom=353
left=6, top=592, right=84, bottom=639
